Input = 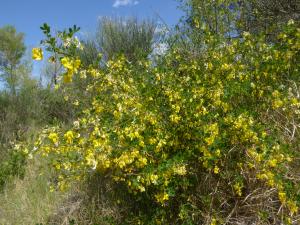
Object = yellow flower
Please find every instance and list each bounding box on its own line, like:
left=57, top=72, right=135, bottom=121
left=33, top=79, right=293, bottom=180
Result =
left=273, top=99, right=284, bottom=109
left=149, top=174, right=159, bottom=184
left=32, top=48, right=43, bottom=60
left=170, top=114, right=181, bottom=123
left=61, top=57, right=73, bottom=69
left=213, top=166, right=219, bottom=174
left=288, top=19, right=295, bottom=26
left=173, top=165, right=187, bottom=176
left=243, top=31, right=250, bottom=38
left=137, top=157, right=148, bottom=167
left=61, top=57, right=81, bottom=70
left=268, top=159, right=277, bottom=167
left=63, top=72, right=73, bottom=83
left=233, top=182, right=243, bottom=196
left=48, top=132, right=59, bottom=144
left=287, top=200, right=298, bottom=215
left=139, top=185, right=146, bottom=192
left=73, top=100, right=79, bottom=106
left=49, top=186, right=55, bottom=193
left=60, top=57, right=81, bottom=83
left=155, top=192, right=169, bottom=204
left=64, top=130, right=74, bottom=144
left=278, top=191, right=287, bottom=204
left=210, top=218, right=217, bottom=225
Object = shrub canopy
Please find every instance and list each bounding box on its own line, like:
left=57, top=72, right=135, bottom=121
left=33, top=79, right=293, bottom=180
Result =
left=31, top=21, right=300, bottom=224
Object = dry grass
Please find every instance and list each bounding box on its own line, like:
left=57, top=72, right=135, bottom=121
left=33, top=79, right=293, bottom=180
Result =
left=0, top=155, right=126, bottom=225
left=0, top=156, right=67, bottom=225
left=47, top=174, right=125, bottom=225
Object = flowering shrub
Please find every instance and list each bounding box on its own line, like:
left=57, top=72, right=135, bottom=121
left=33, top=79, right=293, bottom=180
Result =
left=32, top=22, right=300, bottom=224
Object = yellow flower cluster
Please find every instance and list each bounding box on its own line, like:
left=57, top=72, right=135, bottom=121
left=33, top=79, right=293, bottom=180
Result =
left=64, top=130, right=74, bottom=144
left=61, top=57, right=81, bottom=83
left=32, top=48, right=43, bottom=60
left=48, top=132, right=59, bottom=144
left=155, top=192, right=169, bottom=205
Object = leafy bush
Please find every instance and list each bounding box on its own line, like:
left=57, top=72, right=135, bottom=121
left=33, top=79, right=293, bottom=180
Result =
left=32, top=21, right=300, bottom=224
left=0, top=144, right=27, bottom=191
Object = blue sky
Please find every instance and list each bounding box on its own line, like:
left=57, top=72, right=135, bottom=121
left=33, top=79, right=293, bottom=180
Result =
left=0, top=0, right=183, bottom=79
left=0, top=0, right=183, bottom=47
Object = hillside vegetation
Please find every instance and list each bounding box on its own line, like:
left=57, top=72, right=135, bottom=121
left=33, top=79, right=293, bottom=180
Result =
left=0, top=0, right=299, bottom=224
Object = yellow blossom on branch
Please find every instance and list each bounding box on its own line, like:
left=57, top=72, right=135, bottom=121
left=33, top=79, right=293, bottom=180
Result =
left=32, top=48, right=43, bottom=60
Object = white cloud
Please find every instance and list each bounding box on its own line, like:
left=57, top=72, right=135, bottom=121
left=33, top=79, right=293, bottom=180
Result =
left=113, top=0, right=139, bottom=8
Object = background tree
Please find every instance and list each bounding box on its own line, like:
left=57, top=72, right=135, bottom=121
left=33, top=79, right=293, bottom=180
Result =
left=41, top=59, right=63, bottom=88
left=96, top=16, right=157, bottom=62
left=182, top=0, right=299, bottom=43
left=238, top=0, right=299, bottom=39
left=78, top=39, right=99, bottom=67
left=0, top=25, right=26, bottom=95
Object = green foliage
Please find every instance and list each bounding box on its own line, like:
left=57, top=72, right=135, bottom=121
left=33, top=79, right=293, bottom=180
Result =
left=0, top=81, right=72, bottom=143
left=39, top=23, right=82, bottom=84
left=40, top=23, right=80, bottom=53
left=31, top=20, right=300, bottom=224
left=180, top=0, right=299, bottom=51
left=0, top=144, right=27, bottom=191
left=237, top=0, right=300, bottom=37
left=0, top=25, right=26, bottom=95
left=0, top=25, right=79, bottom=195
